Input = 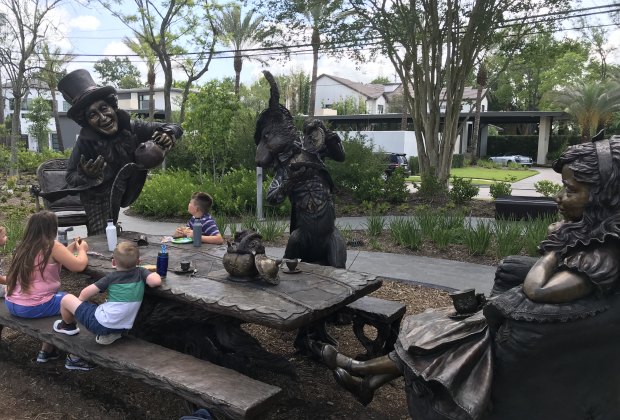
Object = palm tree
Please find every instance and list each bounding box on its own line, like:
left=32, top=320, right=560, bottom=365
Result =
left=124, top=37, right=157, bottom=121
left=300, top=0, right=351, bottom=117
left=214, top=4, right=269, bottom=98
left=39, top=44, right=73, bottom=152
left=552, top=80, right=620, bottom=142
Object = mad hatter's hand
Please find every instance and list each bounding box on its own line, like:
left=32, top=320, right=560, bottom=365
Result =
left=80, top=155, right=106, bottom=179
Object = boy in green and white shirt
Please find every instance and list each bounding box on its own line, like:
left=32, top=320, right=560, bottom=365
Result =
left=53, top=241, right=161, bottom=345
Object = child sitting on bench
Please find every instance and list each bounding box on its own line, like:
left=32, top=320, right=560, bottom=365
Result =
left=53, top=241, right=161, bottom=345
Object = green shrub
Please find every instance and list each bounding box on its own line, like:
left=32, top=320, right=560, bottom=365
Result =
left=389, top=217, right=422, bottom=250
left=384, top=168, right=410, bottom=204
left=416, top=208, right=438, bottom=238
left=0, top=207, right=31, bottom=255
left=325, top=133, right=385, bottom=202
left=449, top=177, right=479, bottom=205
left=490, top=181, right=512, bottom=200
left=256, top=218, right=287, bottom=241
left=240, top=215, right=260, bottom=231
left=451, top=154, right=465, bottom=168
left=417, top=170, right=448, bottom=199
left=214, top=215, right=231, bottom=237
left=463, top=221, right=492, bottom=256
left=364, top=214, right=386, bottom=237
left=408, top=156, right=420, bottom=175
left=534, top=180, right=562, bottom=198
left=131, top=170, right=199, bottom=217
left=494, top=220, right=524, bottom=258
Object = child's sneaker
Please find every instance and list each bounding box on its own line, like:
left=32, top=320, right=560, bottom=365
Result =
left=64, top=355, right=95, bottom=371
left=53, top=319, right=80, bottom=335
left=95, top=333, right=122, bottom=345
left=36, top=349, right=60, bottom=363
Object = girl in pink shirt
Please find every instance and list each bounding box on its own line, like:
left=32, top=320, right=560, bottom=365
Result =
left=4, top=211, right=89, bottom=363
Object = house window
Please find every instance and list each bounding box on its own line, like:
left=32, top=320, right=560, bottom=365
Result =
left=138, top=94, right=149, bottom=110
left=51, top=133, right=59, bottom=151
left=378, top=105, right=384, bottom=114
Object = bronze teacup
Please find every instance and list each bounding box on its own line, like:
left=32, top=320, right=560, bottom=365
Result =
left=284, top=258, right=299, bottom=271
left=449, top=288, right=478, bottom=314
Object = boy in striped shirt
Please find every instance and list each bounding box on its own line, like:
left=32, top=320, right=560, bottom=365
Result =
left=174, top=192, right=224, bottom=245
left=53, top=241, right=161, bottom=345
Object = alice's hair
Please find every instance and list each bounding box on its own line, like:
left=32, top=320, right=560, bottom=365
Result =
left=113, top=241, right=140, bottom=270
left=6, top=211, right=58, bottom=296
left=192, top=192, right=213, bottom=214
left=540, top=139, right=620, bottom=256
left=73, top=93, right=119, bottom=127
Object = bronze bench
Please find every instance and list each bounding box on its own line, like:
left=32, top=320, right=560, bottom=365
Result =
left=30, top=159, right=88, bottom=227
left=341, top=296, right=406, bottom=360
left=0, top=301, right=281, bottom=420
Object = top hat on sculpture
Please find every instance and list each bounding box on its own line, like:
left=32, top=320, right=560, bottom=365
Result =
left=57, top=69, right=116, bottom=122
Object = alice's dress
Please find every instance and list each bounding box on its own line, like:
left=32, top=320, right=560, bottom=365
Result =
left=391, top=239, right=620, bottom=420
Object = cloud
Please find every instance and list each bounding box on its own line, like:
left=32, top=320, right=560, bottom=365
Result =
left=68, top=15, right=101, bottom=31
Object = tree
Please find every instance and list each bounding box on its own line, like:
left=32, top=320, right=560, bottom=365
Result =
left=370, top=76, right=390, bottom=84
left=38, top=43, right=72, bottom=151
left=213, top=4, right=270, bottom=98
left=93, top=57, right=142, bottom=88
left=331, top=95, right=366, bottom=115
left=124, top=37, right=158, bottom=121
left=551, top=80, right=620, bottom=142
left=470, top=63, right=488, bottom=164
left=0, top=0, right=64, bottom=175
left=103, top=0, right=217, bottom=123
left=25, top=96, right=51, bottom=151
left=347, top=0, right=569, bottom=186
left=265, top=0, right=354, bottom=117
left=183, top=80, right=242, bottom=178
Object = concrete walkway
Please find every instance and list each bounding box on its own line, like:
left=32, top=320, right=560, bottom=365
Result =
left=64, top=167, right=559, bottom=295
left=69, top=211, right=498, bottom=294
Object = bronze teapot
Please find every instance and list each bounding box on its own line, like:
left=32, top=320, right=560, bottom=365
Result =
left=222, top=230, right=282, bottom=285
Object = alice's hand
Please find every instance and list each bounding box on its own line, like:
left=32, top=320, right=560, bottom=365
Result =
left=80, top=155, right=106, bottom=179
left=547, top=221, right=565, bottom=235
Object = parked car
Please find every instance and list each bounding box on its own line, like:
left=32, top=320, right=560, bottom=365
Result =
left=489, top=154, right=533, bottom=167
left=380, top=152, right=412, bottom=177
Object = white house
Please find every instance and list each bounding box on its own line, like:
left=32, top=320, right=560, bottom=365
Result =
left=315, top=74, right=387, bottom=115
left=2, top=81, right=184, bottom=151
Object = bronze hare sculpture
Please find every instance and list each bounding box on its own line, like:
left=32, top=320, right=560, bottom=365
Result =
left=222, top=230, right=282, bottom=285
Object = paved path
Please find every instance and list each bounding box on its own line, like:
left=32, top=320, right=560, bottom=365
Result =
left=69, top=211, right=498, bottom=294
left=65, top=167, right=558, bottom=295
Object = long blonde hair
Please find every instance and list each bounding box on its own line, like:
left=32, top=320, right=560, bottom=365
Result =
left=6, top=211, right=58, bottom=295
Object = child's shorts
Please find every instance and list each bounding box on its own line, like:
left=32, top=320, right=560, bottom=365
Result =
left=5, top=292, right=66, bottom=318
left=75, top=301, right=127, bottom=336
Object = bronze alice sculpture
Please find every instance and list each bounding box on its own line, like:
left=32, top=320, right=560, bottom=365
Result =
left=318, top=138, right=620, bottom=419
left=45, top=69, right=183, bottom=235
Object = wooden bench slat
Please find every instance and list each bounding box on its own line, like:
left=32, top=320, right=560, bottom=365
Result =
left=0, top=301, right=280, bottom=420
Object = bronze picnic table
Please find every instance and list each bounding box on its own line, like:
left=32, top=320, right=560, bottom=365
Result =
left=81, top=231, right=382, bottom=374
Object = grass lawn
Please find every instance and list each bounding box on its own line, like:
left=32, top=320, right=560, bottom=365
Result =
left=407, top=167, right=537, bottom=184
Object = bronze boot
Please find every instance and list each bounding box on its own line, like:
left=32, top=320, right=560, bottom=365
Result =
left=333, top=368, right=374, bottom=406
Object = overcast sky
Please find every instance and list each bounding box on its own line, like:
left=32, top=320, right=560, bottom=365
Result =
left=46, top=0, right=620, bottom=88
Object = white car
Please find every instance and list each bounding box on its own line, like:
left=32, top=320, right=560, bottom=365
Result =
left=489, top=154, right=533, bottom=166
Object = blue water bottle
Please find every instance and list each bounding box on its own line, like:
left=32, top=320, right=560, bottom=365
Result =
left=156, top=244, right=168, bottom=277
left=193, top=220, right=202, bottom=247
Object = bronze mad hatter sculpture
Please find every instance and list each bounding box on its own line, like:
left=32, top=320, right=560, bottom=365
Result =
left=43, top=69, right=183, bottom=235
left=254, top=71, right=347, bottom=268
left=317, top=136, right=620, bottom=419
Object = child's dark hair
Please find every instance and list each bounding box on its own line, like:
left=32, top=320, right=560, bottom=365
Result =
left=6, top=211, right=58, bottom=295
left=192, top=192, right=213, bottom=214
left=113, top=241, right=140, bottom=270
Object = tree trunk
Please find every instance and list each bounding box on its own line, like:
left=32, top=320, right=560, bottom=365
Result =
left=50, top=87, right=64, bottom=152
left=234, top=53, right=242, bottom=99
left=308, top=27, right=320, bottom=117
left=10, top=95, right=22, bottom=176
left=470, top=85, right=484, bottom=165
left=148, top=63, right=155, bottom=122
left=161, top=57, right=173, bottom=123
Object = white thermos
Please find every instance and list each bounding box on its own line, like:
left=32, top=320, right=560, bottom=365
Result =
left=105, top=219, right=117, bottom=251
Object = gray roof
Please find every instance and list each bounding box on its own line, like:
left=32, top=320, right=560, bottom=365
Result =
left=384, top=84, right=485, bottom=102
left=317, top=74, right=385, bottom=99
